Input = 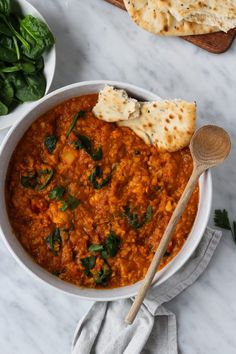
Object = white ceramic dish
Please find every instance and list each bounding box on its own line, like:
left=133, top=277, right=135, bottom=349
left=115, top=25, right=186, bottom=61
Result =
left=0, top=0, right=56, bottom=130
left=0, top=80, right=212, bottom=301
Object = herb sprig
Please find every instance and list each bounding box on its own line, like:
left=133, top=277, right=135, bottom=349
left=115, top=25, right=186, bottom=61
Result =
left=214, top=209, right=236, bottom=244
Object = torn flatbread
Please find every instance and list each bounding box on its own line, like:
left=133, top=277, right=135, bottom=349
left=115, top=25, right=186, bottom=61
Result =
left=92, top=86, right=140, bottom=122
left=93, top=86, right=196, bottom=152
left=168, top=0, right=236, bottom=32
left=123, top=0, right=218, bottom=36
left=118, top=100, right=196, bottom=152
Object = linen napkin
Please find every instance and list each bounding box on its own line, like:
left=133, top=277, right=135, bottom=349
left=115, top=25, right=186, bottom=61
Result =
left=72, top=227, right=221, bottom=354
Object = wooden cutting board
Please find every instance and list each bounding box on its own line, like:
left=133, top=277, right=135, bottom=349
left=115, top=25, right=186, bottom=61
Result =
left=105, top=0, right=236, bottom=53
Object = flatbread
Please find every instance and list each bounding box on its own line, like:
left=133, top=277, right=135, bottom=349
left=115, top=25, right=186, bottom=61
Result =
left=92, top=85, right=140, bottom=122
left=118, top=100, right=196, bottom=152
left=168, top=0, right=236, bottom=32
left=93, top=86, right=196, bottom=152
left=123, top=0, right=218, bottom=36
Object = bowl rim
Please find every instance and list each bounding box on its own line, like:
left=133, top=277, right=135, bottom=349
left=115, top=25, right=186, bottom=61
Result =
left=0, top=0, right=56, bottom=130
left=0, top=80, right=212, bottom=300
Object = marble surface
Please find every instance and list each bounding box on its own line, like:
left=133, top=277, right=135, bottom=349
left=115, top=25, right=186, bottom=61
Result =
left=0, top=0, right=236, bottom=353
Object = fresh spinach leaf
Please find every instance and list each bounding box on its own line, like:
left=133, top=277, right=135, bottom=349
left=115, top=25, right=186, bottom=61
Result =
left=35, top=56, right=44, bottom=71
left=49, top=185, right=66, bottom=200
left=94, top=264, right=112, bottom=285
left=44, top=134, right=57, bottom=153
left=12, top=71, right=46, bottom=102
left=0, top=100, right=7, bottom=114
left=20, top=15, right=55, bottom=59
left=0, top=13, right=30, bottom=50
left=105, top=232, right=120, bottom=257
left=0, top=78, right=14, bottom=106
left=0, top=0, right=10, bottom=16
left=45, top=228, right=62, bottom=256
left=0, top=61, right=35, bottom=73
left=66, top=110, right=86, bottom=138
left=81, top=255, right=96, bottom=276
left=12, top=36, right=20, bottom=60
left=88, top=165, right=112, bottom=190
left=0, top=35, right=17, bottom=62
left=0, top=17, right=12, bottom=35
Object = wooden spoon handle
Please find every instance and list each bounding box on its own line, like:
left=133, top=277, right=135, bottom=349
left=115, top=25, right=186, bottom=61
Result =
left=125, top=165, right=204, bottom=324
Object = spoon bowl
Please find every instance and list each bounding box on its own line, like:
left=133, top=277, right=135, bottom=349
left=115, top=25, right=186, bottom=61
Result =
left=190, top=125, right=231, bottom=169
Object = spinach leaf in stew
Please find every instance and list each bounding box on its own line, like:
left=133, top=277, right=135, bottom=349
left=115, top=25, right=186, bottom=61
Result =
left=88, top=165, right=112, bottom=190
left=21, top=169, right=54, bottom=190
left=66, top=110, right=86, bottom=138
left=45, top=228, right=62, bottom=256
left=49, top=185, right=66, bottom=200
left=88, top=232, right=121, bottom=258
left=105, top=232, right=121, bottom=257
left=60, top=194, right=81, bottom=212
left=73, top=133, right=103, bottom=161
left=94, top=264, right=112, bottom=285
left=81, top=256, right=96, bottom=276
left=123, top=205, right=153, bottom=229
left=44, top=135, right=57, bottom=153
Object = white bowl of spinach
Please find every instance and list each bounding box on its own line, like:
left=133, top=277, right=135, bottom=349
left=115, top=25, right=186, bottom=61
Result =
left=0, top=0, right=56, bottom=129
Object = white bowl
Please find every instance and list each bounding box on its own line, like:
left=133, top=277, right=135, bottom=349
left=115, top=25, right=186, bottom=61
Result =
left=0, top=0, right=56, bottom=130
left=0, top=80, right=212, bottom=300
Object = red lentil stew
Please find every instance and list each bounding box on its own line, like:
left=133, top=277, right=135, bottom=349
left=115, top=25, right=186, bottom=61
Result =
left=6, top=94, right=199, bottom=288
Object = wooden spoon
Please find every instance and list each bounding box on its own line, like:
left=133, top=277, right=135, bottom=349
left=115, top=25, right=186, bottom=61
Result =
left=125, top=125, right=231, bottom=325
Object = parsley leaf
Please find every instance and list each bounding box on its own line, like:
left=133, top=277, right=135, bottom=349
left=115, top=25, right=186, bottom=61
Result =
left=214, top=209, right=236, bottom=244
